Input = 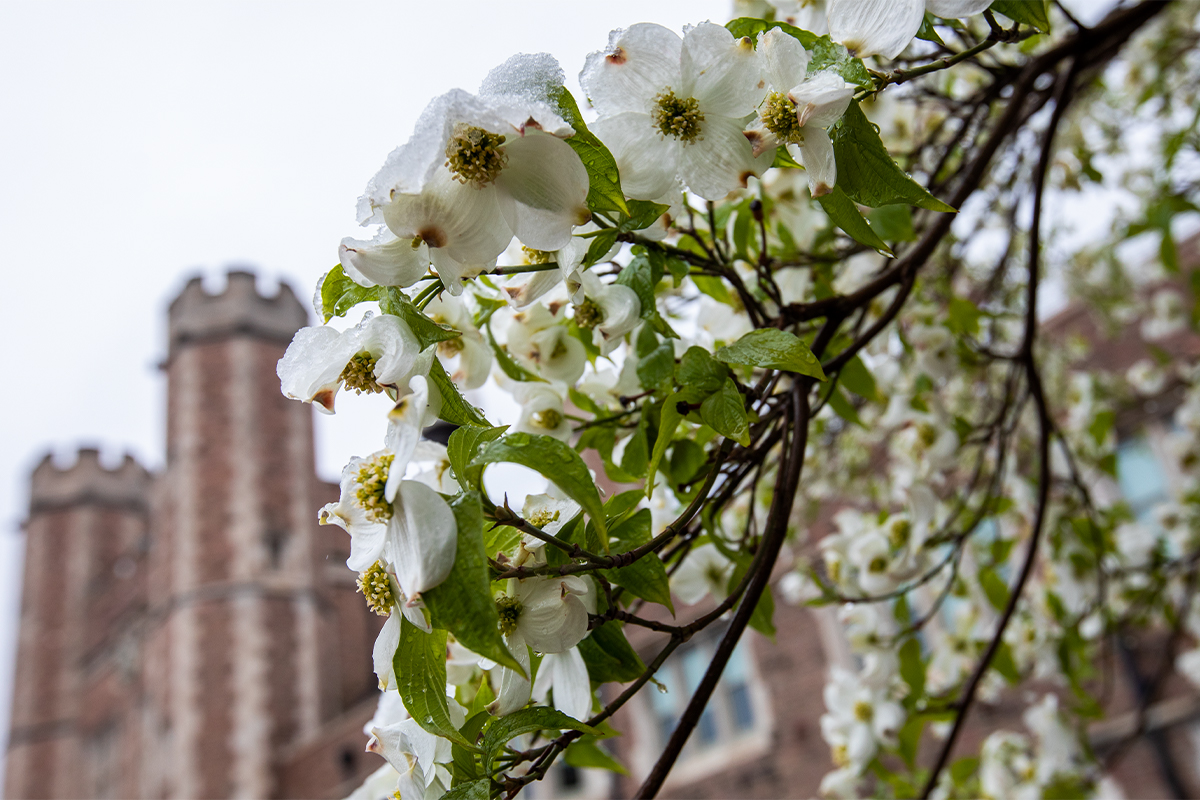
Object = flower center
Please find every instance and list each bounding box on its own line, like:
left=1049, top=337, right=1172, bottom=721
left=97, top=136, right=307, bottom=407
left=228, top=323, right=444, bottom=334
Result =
left=527, top=509, right=560, bottom=528
left=832, top=744, right=849, bottom=767
left=918, top=423, right=938, bottom=447
left=531, top=409, right=563, bottom=431
left=445, top=124, right=507, bottom=187
left=341, top=351, right=383, bottom=395
left=522, top=246, right=553, bottom=265
left=762, top=92, right=804, bottom=144
left=889, top=519, right=911, bottom=548
left=496, top=595, right=523, bottom=635
left=355, top=453, right=395, bottom=523
left=574, top=298, right=605, bottom=330
left=439, top=338, right=464, bottom=357
left=868, top=555, right=888, bottom=573
left=853, top=700, right=874, bottom=722
left=358, top=560, right=396, bottom=617
left=651, top=89, right=704, bottom=144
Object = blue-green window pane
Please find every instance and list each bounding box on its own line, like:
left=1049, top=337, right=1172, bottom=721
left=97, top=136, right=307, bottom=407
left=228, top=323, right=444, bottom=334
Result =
left=1118, top=437, right=1169, bottom=520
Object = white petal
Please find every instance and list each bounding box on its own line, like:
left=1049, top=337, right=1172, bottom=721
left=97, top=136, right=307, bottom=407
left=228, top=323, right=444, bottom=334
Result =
left=359, top=314, right=423, bottom=390
left=516, top=578, right=590, bottom=653
left=925, top=0, right=992, bottom=18
left=277, top=325, right=357, bottom=413
left=678, top=115, right=764, bottom=201
left=429, top=249, right=491, bottom=297
left=580, top=23, right=682, bottom=116
left=384, top=376, right=430, bottom=503
left=478, top=53, right=575, bottom=137
left=546, top=649, right=592, bottom=721
left=596, top=283, right=641, bottom=341
left=453, top=336, right=492, bottom=391
left=340, top=229, right=429, bottom=289
left=827, top=0, right=925, bottom=59
left=373, top=611, right=402, bottom=690
left=387, top=481, right=457, bottom=598
left=496, top=132, right=590, bottom=251
left=382, top=168, right=512, bottom=270
left=590, top=113, right=681, bottom=201
left=790, top=72, right=853, bottom=129
left=758, top=27, right=811, bottom=92
left=506, top=267, right=563, bottom=308
left=488, top=633, right=532, bottom=716
left=681, top=22, right=767, bottom=117
left=797, top=128, right=837, bottom=197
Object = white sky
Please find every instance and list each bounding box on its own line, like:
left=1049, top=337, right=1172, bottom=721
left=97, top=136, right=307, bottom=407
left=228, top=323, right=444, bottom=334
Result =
left=0, top=0, right=731, bottom=781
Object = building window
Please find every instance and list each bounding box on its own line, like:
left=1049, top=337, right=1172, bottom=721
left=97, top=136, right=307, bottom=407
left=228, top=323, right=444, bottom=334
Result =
left=1117, top=434, right=1171, bottom=522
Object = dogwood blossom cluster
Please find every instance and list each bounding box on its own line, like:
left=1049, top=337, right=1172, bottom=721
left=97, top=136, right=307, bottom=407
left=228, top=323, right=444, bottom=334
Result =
left=270, top=2, right=1200, bottom=798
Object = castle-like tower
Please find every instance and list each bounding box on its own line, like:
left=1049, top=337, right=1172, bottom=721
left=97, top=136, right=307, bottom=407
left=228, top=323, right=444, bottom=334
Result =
left=6, top=272, right=384, bottom=800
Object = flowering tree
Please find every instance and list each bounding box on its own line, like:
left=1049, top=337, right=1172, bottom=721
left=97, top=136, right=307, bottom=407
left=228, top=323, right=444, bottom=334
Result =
left=277, top=1, right=1200, bottom=797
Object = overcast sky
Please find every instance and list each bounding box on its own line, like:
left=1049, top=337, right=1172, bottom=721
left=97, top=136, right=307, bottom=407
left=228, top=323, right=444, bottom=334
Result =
left=0, top=0, right=734, bottom=780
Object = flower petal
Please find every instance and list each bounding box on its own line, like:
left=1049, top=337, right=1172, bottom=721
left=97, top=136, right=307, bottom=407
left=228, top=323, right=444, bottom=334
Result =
left=488, top=633, right=532, bottom=716
left=827, top=0, right=924, bottom=59
left=340, top=229, right=429, bottom=289
left=384, top=375, right=430, bottom=503
left=682, top=22, right=766, bottom=117
left=678, top=115, right=763, bottom=201
left=496, top=132, right=590, bottom=251
left=797, top=128, right=837, bottom=196
left=758, top=27, right=811, bottom=91
left=580, top=23, right=682, bottom=116
left=372, top=611, right=401, bottom=690
left=925, top=0, right=992, bottom=18
left=387, top=481, right=457, bottom=598
left=590, top=113, right=681, bottom=201
left=790, top=72, right=853, bottom=129
left=277, top=325, right=357, bottom=413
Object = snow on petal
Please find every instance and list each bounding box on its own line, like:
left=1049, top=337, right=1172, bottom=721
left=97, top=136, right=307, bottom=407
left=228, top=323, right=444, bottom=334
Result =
left=827, top=0, right=925, bottom=59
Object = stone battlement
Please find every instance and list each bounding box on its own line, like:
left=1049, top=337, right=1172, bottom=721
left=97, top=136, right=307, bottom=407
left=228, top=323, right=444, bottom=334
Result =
left=29, top=448, right=152, bottom=513
left=167, top=269, right=308, bottom=358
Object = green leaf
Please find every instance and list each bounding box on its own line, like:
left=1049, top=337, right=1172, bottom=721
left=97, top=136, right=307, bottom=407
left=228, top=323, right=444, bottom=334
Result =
left=899, top=637, right=926, bottom=699
left=916, top=13, right=945, bottom=45
left=637, top=341, right=676, bottom=390
left=618, top=200, right=671, bottom=233
left=827, top=386, right=863, bottom=427
left=441, top=779, right=491, bottom=800
left=831, top=103, right=957, bottom=212
left=691, top=274, right=734, bottom=306
left=989, top=0, right=1050, bottom=32
left=725, top=17, right=818, bottom=48
left=380, top=287, right=461, bottom=350
left=728, top=559, right=775, bottom=638
left=991, top=641, right=1021, bottom=683
left=423, top=492, right=524, bottom=675
left=669, top=439, right=707, bottom=486
left=772, top=146, right=804, bottom=169
left=950, top=756, right=979, bottom=784
left=471, top=433, right=607, bottom=542
left=817, top=186, right=895, bottom=256
left=616, top=254, right=677, bottom=338
left=320, top=264, right=380, bottom=322
left=646, top=395, right=685, bottom=497
left=947, top=296, right=983, bottom=337
left=481, top=707, right=598, bottom=772
left=583, top=228, right=620, bottom=268
left=676, top=346, right=729, bottom=396
left=395, top=618, right=471, bottom=747
left=839, top=356, right=882, bottom=403
left=897, top=714, right=925, bottom=769
left=565, top=739, right=629, bottom=775
left=700, top=379, right=750, bottom=446
left=714, top=328, right=827, bottom=379
left=601, top=509, right=674, bottom=612
left=867, top=203, right=916, bottom=242
left=579, top=622, right=646, bottom=683
left=447, top=426, right=508, bottom=490
left=979, top=568, right=1010, bottom=612
left=429, top=359, right=491, bottom=428
left=552, top=87, right=629, bottom=217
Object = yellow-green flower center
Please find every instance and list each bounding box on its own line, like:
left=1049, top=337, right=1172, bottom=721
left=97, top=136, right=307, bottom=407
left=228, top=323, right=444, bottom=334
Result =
left=853, top=700, right=874, bottom=722
left=527, top=509, right=561, bottom=528
left=652, top=89, right=704, bottom=144
left=531, top=409, right=563, bottom=431
left=341, top=351, right=383, bottom=395
left=439, top=338, right=464, bottom=357
left=762, top=91, right=804, bottom=144
left=522, top=246, right=553, bottom=265
left=889, top=519, right=911, bottom=548
left=868, top=555, right=888, bottom=573
left=918, top=423, right=938, bottom=447
left=445, top=124, right=507, bottom=186
left=355, top=453, right=395, bottom=523
left=358, top=560, right=396, bottom=617
left=496, top=595, right=523, bottom=635
left=574, top=298, right=605, bottom=330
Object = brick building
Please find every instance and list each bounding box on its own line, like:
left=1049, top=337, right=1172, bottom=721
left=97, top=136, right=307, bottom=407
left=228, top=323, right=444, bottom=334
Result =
left=8, top=260, right=1200, bottom=800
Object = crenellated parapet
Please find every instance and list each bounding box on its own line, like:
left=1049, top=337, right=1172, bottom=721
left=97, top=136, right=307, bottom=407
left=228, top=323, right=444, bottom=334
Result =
left=166, top=269, right=308, bottom=360
left=29, top=447, right=152, bottom=514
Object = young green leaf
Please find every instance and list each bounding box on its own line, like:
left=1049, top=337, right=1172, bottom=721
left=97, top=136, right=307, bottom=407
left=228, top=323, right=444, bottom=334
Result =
left=441, top=779, right=491, bottom=800
left=646, top=395, right=686, bottom=498
left=636, top=340, right=676, bottom=391
left=429, top=359, right=492, bottom=428
left=989, top=0, right=1050, bottom=32
left=380, top=287, right=461, bottom=349
left=579, top=622, right=646, bottom=683
left=564, top=739, right=629, bottom=775
left=471, top=433, right=607, bottom=542
left=395, top=618, right=471, bottom=747
left=831, top=103, right=957, bottom=212
left=601, top=509, right=674, bottom=612
left=699, top=379, right=750, bottom=446
left=677, top=346, right=730, bottom=396
left=839, top=356, right=883, bottom=403
left=617, top=255, right=678, bottom=338
left=714, top=328, right=827, bottom=379
left=552, top=87, right=630, bottom=217
left=320, top=264, right=381, bottom=322
left=481, top=707, right=598, bottom=772
left=423, top=492, right=525, bottom=675
left=817, top=185, right=895, bottom=257
left=447, top=426, right=508, bottom=490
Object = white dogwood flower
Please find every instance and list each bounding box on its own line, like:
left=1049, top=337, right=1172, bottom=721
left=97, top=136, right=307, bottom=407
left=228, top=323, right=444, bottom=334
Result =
left=532, top=647, right=593, bottom=721
left=742, top=29, right=853, bottom=197
left=827, top=0, right=992, bottom=60
left=820, top=666, right=905, bottom=772
left=339, top=227, right=429, bottom=289
left=580, top=22, right=769, bottom=200
left=505, top=304, right=586, bottom=384
left=574, top=270, right=641, bottom=355
left=671, top=543, right=735, bottom=605
left=424, top=294, right=492, bottom=390
left=512, top=383, right=573, bottom=441
left=277, top=313, right=429, bottom=413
